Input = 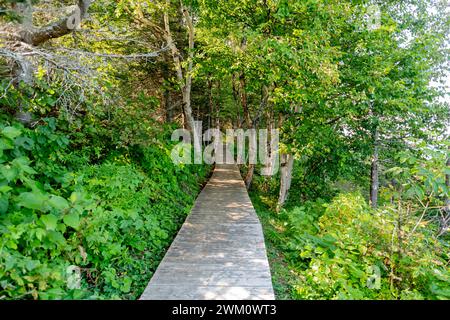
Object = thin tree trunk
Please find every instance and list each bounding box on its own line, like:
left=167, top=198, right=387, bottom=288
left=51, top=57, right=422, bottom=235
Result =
left=207, top=78, right=213, bottom=130
left=239, top=73, right=251, bottom=128
left=164, top=1, right=200, bottom=156
left=276, top=106, right=297, bottom=210
left=243, top=85, right=271, bottom=187
left=11, top=1, right=33, bottom=123
left=277, top=153, right=294, bottom=211
left=215, top=80, right=221, bottom=129
left=240, top=72, right=255, bottom=188
left=163, top=2, right=184, bottom=84
left=237, top=36, right=256, bottom=187
left=181, top=4, right=196, bottom=133
left=370, top=126, right=380, bottom=209
left=164, top=0, right=185, bottom=125
left=245, top=165, right=255, bottom=189
left=232, top=73, right=241, bottom=128
left=438, top=145, right=450, bottom=236
left=445, top=145, right=450, bottom=210
left=181, top=5, right=201, bottom=159
left=264, top=104, right=275, bottom=176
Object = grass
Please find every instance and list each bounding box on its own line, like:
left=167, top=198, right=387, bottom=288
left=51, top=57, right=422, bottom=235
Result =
left=249, top=191, right=297, bottom=300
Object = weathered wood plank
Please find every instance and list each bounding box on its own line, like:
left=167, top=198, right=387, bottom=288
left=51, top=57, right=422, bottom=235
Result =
left=140, top=163, right=275, bottom=300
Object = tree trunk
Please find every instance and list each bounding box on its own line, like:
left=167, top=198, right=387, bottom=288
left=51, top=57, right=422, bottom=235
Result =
left=12, top=57, right=33, bottom=123
left=215, top=81, right=221, bottom=129
left=163, top=2, right=184, bottom=84
left=370, top=126, right=380, bottom=209
left=445, top=145, right=450, bottom=210
left=239, top=73, right=251, bottom=128
left=11, top=1, right=33, bottom=123
left=181, top=5, right=201, bottom=160
left=232, top=74, right=241, bottom=128
left=263, top=105, right=276, bottom=176
left=13, top=1, right=33, bottom=28
left=207, top=78, right=213, bottom=130
left=277, top=153, right=294, bottom=211
left=239, top=72, right=255, bottom=189
left=164, top=1, right=201, bottom=156
left=245, top=165, right=255, bottom=189
left=163, top=0, right=185, bottom=126
left=181, top=5, right=196, bottom=134
left=438, top=145, right=450, bottom=236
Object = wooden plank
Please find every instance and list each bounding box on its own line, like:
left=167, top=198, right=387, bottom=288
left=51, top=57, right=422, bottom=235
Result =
left=140, top=162, right=275, bottom=300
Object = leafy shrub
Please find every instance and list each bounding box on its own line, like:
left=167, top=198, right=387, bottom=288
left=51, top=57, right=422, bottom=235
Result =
left=292, top=193, right=449, bottom=300
left=0, top=120, right=210, bottom=299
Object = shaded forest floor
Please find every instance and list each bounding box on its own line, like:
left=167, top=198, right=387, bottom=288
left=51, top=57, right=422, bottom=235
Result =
left=250, top=192, right=296, bottom=300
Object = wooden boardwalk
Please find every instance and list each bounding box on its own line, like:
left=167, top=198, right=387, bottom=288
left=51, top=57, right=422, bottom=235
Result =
left=140, top=150, right=275, bottom=300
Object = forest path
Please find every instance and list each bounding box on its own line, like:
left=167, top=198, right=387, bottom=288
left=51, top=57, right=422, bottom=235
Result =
left=140, top=147, right=275, bottom=300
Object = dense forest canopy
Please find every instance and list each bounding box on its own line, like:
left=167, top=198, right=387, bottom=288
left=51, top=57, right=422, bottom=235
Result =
left=0, top=0, right=449, bottom=300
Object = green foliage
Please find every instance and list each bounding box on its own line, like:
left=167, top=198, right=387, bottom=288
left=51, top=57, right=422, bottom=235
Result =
left=293, top=193, right=449, bottom=300
left=0, top=119, right=210, bottom=300
left=252, top=186, right=449, bottom=300
left=383, top=144, right=449, bottom=207
left=1, top=0, right=448, bottom=302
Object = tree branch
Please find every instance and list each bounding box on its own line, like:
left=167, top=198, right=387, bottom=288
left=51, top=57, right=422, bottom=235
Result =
left=20, top=0, right=92, bottom=46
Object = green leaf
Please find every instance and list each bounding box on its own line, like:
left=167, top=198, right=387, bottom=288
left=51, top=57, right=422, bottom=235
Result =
left=406, top=185, right=424, bottom=200
left=40, top=214, right=58, bottom=231
left=63, top=212, right=80, bottom=229
left=121, top=277, right=132, bottom=293
left=38, top=288, right=65, bottom=300
left=35, top=228, right=46, bottom=241
left=57, top=222, right=66, bottom=234
left=2, top=127, right=21, bottom=140
left=0, top=165, right=18, bottom=182
left=69, top=192, right=79, bottom=204
left=17, top=192, right=48, bottom=210
left=12, top=157, right=37, bottom=175
left=47, top=231, right=66, bottom=246
left=385, top=167, right=403, bottom=176
left=0, top=138, right=14, bottom=150
left=25, top=259, right=40, bottom=271
left=49, top=195, right=69, bottom=211
left=0, top=185, right=12, bottom=193
left=0, top=195, right=9, bottom=214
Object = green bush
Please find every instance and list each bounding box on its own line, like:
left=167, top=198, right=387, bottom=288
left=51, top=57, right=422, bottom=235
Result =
left=291, top=193, right=449, bottom=300
left=0, top=120, right=210, bottom=299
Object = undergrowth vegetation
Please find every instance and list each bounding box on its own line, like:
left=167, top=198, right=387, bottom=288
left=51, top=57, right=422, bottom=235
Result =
left=0, top=118, right=210, bottom=299
left=1, top=0, right=448, bottom=301
left=250, top=152, right=450, bottom=300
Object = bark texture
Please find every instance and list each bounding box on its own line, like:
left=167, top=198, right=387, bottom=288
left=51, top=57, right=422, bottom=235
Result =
left=277, top=153, right=294, bottom=211
left=370, top=126, right=380, bottom=209
left=163, top=1, right=200, bottom=155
